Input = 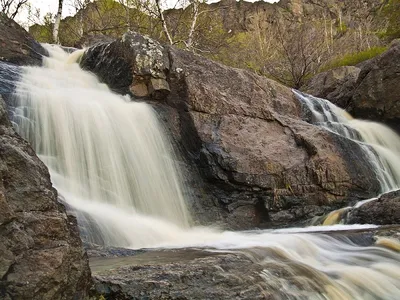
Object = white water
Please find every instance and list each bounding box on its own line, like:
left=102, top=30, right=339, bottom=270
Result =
left=11, top=46, right=400, bottom=299
left=12, top=45, right=191, bottom=245
left=294, top=90, right=400, bottom=192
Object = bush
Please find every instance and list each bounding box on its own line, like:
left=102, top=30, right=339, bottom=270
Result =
left=322, top=46, right=388, bottom=70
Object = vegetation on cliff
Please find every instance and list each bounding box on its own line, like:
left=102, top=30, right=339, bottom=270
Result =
left=7, top=0, right=400, bottom=88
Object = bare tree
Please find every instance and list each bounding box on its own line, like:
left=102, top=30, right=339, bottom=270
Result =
left=0, top=0, right=28, bottom=19
left=53, top=0, right=64, bottom=43
left=263, top=22, right=327, bottom=88
left=155, top=0, right=173, bottom=44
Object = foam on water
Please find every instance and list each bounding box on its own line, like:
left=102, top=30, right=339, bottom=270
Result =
left=10, top=45, right=400, bottom=299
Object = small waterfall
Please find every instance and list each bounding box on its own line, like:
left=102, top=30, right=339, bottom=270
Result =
left=8, top=46, right=400, bottom=299
left=12, top=44, right=191, bottom=246
left=294, top=90, right=400, bottom=192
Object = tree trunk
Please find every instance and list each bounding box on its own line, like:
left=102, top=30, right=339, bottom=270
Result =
left=155, top=0, right=173, bottom=45
left=53, top=0, right=63, bottom=44
left=186, top=1, right=199, bottom=50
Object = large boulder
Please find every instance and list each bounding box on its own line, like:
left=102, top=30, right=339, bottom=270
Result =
left=0, top=17, right=91, bottom=300
left=0, top=14, right=47, bottom=66
left=0, top=96, right=91, bottom=299
left=351, top=41, right=400, bottom=132
left=347, top=190, right=400, bottom=225
left=80, top=32, right=382, bottom=229
left=302, top=41, right=400, bottom=133
left=301, top=66, right=361, bottom=109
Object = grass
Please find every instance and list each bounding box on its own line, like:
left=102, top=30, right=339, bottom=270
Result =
left=321, top=46, right=388, bottom=71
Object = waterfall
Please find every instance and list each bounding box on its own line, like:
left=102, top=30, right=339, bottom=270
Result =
left=12, top=44, right=191, bottom=246
left=293, top=90, right=400, bottom=192
left=9, top=45, right=400, bottom=299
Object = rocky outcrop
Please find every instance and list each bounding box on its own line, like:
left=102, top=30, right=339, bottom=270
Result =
left=90, top=226, right=400, bottom=300
left=0, top=17, right=91, bottom=300
left=347, top=190, right=400, bottom=225
left=0, top=95, right=91, bottom=299
left=0, top=14, right=47, bottom=66
left=351, top=41, right=400, bottom=132
left=302, top=41, right=400, bottom=133
left=80, top=32, right=382, bottom=229
left=91, top=250, right=268, bottom=300
left=301, top=66, right=361, bottom=109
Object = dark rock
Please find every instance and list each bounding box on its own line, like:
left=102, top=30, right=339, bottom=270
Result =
left=0, top=94, right=91, bottom=298
left=303, top=41, right=400, bottom=133
left=0, top=14, right=47, bottom=66
left=80, top=31, right=169, bottom=97
left=89, top=225, right=400, bottom=300
left=81, top=32, right=382, bottom=229
left=74, top=34, right=115, bottom=49
left=301, top=66, right=361, bottom=109
left=0, top=62, right=20, bottom=97
left=89, top=249, right=307, bottom=299
left=351, top=41, right=400, bottom=133
left=347, top=190, right=400, bottom=225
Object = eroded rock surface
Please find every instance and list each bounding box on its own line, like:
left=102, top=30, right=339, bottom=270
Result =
left=303, top=41, right=400, bottom=133
left=80, top=32, right=382, bottom=229
left=0, top=96, right=91, bottom=299
left=351, top=41, right=400, bottom=133
left=347, top=190, right=400, bottom=225
left=0, top=14, right=47, bottom=66
left=301, top=66, right=361, bottom=109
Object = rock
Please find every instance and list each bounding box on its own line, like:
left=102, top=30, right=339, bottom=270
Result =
left=351, top=41, right=400, bottom=133
left=80, top=32, right=382, bottom=229
left=80, top=31, right=169, bottom=97
left=0, top=14, right=47, bottom=66
left=89, top=225, right=400, bottom=300
left=0, top=95, right=91, bottom=298
left=74, top=34, right=115, bottom=48
left=301, top=66, right=361, bottom=109
left=90, top=249, right=324, bottom=299
left=303, top=41, right=400, bottom=133
left=347, top=190, right=400, bottom=225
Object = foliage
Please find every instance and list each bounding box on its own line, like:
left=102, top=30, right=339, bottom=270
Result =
left=29, top=13, right=54, bottom=43
left=322, top=46, right=388, bottom=70
left=0, top=0, right=27, bottom=19
left=380, top=0, right=400, bottom=40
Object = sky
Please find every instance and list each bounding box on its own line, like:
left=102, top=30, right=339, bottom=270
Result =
left=16, top=0, right=279, bottom=27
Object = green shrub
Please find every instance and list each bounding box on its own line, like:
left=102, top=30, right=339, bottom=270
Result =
left=321, top=46, right=388, bottom=71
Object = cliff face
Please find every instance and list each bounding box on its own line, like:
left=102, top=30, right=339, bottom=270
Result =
left=0, top=15, right=91, bottom=300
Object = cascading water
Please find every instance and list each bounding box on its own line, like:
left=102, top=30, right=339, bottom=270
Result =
left=294, top=90, right=400, bottom=192
left=12, top=44, right=191, bottom=246
left=10, top=45, right=400, bottom=299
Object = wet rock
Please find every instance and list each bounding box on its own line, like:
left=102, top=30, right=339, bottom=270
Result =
left=0, top=14, right=47, bottom=66
left=90, top=249, right=318, bottom=300
left=74, top=34, right=115, bottom=48
left=80, top=31, right=169, bottom=97
left=0, top=95, right=91, bottom=298
left=351, top=41, right=400, bottom=133
left=303, top=41, right=400, bottom=133
left=81, top=32, right=382, bottom=229
left=347, top=190, right=400, bottom=225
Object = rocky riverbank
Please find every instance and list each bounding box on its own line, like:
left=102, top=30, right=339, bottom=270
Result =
left=79, top=31, right=387, bottom=229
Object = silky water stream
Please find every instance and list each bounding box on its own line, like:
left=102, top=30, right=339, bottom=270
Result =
left=10, top=45, right=400, bottom=299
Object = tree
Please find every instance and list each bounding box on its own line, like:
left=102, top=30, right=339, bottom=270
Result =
left=53, top=0, right=64, bottom=43
left=263, top=21, right=327, bottom=88
left=0, top=0, right=28, bottom=19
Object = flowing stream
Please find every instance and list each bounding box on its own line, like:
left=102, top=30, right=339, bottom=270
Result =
left=11, top=45, right=400, bottom=299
